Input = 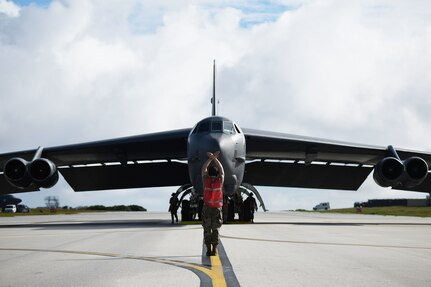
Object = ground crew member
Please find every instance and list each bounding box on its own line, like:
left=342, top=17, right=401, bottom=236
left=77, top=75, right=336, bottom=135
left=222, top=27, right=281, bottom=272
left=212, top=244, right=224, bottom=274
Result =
left=169, top=193, right=179, bottom=224
left=245, top=193, right=258, bottom=223
left=201, top=151, right=224, bottom=256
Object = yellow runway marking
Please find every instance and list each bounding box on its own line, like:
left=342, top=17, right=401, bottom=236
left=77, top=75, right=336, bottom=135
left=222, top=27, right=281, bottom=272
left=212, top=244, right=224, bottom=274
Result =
left=0, top=247, right=228, bottom=287
left=210, top=250, right=228, bottom=287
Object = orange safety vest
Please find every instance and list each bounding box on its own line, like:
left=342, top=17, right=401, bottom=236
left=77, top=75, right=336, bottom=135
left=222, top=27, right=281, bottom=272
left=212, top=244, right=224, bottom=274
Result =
left=203, top=177, right=223, bottom=208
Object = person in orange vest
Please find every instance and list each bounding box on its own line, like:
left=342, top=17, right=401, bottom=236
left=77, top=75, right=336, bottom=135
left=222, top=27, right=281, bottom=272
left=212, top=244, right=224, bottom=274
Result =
left=201, top=151, right=225, bottom=256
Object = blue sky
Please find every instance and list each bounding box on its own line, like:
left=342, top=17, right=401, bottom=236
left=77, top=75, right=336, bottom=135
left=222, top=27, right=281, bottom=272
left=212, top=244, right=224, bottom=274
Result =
left=206, top=1, right=299, bottom=28
left=12, top=0, right=51, bottom=6
left=10, top=0, right=296, bottom=28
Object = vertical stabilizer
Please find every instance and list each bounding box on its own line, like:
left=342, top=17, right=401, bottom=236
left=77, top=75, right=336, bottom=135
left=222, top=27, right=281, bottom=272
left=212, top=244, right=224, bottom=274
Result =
left=211, top=60, right=217, bottom=116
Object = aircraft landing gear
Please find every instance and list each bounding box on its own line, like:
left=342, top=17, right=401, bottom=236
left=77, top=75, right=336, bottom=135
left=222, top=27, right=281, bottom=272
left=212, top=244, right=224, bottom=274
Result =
left=235, top=183, right=268, bottom=222
left=172, top=182, right=267, bottom=223
left=174, top=184, right=202, bottom=222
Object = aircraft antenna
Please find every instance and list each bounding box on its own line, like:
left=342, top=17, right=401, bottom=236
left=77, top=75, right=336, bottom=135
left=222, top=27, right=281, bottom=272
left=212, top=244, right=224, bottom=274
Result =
left=211, top=60, right=217, bottom=116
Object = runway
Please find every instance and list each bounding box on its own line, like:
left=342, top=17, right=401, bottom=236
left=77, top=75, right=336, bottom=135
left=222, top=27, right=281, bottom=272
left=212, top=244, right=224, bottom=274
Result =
left=1, top=211, right=430, bottom=286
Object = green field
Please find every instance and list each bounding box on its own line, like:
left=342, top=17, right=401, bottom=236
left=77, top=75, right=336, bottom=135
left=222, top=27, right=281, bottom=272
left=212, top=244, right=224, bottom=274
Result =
left=3, top=206, right=431, bottom=218
left=321, top=206, right=431, bottom=217
left=0, top=208, right=107, bottom=217
left=0, top=204, right=147, bottom=217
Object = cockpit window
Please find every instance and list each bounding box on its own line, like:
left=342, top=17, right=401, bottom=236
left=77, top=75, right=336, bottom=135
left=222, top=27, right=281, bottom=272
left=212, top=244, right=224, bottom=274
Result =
left=223, top=121, right=234, bottom=134
left=197, top=121, right=210, bottom=133
left=194, top=120, right=237, bottom=134
left=211, top=121, right=223, bottom=132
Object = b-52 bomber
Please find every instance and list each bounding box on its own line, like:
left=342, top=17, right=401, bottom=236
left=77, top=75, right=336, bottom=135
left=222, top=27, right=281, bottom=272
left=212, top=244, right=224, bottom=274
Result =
left=1, top=62, right=431, bottom=219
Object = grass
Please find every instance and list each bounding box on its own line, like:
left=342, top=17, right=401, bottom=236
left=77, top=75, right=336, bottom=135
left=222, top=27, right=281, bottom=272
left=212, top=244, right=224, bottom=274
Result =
left=0, top=208, right=107, bottom=217
left=3, top=206, right=431, bottom=218
left=321, top=206, right=431, bottom=218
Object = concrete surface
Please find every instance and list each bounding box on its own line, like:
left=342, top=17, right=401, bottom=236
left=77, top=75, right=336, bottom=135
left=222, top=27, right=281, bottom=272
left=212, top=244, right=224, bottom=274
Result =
left=0, top=211, right=430, bottom=286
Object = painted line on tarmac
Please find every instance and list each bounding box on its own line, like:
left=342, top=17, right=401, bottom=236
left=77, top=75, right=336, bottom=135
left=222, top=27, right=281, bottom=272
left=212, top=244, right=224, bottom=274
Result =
left=0, top=247, right=235, bottom=287
left=216, top=242, right=241, bottom=287
left=200, top=244, right=228, bottom=287
left=201, top=241, right=240, bottom=287
left=220, top=235, right=431, bottom=250
left=209, top=253, right=227, bottom=287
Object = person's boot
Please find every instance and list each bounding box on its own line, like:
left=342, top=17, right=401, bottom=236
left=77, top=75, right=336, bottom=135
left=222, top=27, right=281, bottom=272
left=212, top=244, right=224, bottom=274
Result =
left=211, top=244, right=218, bottom=256
left=206, top=244, right=212, bottom=256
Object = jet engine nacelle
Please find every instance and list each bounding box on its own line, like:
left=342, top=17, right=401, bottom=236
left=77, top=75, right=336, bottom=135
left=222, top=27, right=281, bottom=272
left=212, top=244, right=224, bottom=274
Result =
left=373, top=156, right=428, bottom=188
left=28, top=158, right=59, bottom=188
left=4, top=158, right=32, bottom=189
left=401, top=157, right=428, bottom=188
left=373, top=157, right=404, bottom=187
left=4, top=157, right=59, bottom=189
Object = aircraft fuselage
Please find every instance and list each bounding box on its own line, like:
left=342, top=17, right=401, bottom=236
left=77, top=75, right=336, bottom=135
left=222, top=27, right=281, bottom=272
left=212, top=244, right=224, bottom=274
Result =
left=187, top=116, right=246, bottom=196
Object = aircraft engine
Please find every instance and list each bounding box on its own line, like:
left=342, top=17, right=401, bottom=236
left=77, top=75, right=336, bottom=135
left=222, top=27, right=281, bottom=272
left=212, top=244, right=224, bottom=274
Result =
left=401, top=157, right=428, bottom=188
left=4, top=158, right=32, bottom=188
left=3, top=157, right=59, bottom=189
left=373, top=157, right=404, bottom=187
left=28, top=158, right=59, bottom=188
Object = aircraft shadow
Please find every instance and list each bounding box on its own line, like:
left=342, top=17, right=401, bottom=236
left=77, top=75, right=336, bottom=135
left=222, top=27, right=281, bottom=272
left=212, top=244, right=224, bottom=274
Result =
left=1, top=220, right=430, bottom=230
left=251, top=222, right=431, bottom=226
left=0, top=219, right=196, bottom=230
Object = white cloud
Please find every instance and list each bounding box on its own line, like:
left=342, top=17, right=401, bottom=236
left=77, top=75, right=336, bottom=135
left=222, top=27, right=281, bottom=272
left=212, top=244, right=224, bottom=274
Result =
left=1, top=0, right=431, bottom=211
left=0, top=0, right=20, bottom=17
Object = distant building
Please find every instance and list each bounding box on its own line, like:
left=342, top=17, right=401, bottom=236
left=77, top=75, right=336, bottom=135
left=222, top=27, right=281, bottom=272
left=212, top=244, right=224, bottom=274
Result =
left=359, top=196, right=430, bottom=207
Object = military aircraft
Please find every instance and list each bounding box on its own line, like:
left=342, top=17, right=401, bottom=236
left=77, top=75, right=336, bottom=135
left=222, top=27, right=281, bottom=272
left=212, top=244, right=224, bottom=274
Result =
left=1, top=62, right=431, bottom=218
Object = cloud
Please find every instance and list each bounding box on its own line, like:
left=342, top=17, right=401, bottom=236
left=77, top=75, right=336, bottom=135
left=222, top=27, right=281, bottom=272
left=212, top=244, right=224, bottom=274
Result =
left=0, top=0, right=20, bottom=17
left=1, top=0, right=430, bottom=211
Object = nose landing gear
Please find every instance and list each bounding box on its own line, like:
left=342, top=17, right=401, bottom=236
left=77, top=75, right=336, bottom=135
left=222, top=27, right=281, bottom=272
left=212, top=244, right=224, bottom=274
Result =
left=172, top=183, right=267, bottom=223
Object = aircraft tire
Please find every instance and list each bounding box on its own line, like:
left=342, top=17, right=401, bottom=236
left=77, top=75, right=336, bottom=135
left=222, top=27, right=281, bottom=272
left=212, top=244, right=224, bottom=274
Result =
left=181, top=200, right=191, bottom=221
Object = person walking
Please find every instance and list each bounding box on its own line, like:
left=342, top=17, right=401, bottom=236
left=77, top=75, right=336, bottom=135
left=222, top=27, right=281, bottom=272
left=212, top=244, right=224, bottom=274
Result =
left=201, top=151, right=224, bottom=256
left=245, top=193, right=258, bottom=223
left=169, top=193, right=179, bottom=223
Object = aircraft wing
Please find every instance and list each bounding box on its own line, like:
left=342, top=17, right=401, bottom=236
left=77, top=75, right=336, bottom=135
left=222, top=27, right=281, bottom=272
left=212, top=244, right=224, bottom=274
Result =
left=242, top=128, right=431, bottom=192
left=0, top=129, right=191, bottom=194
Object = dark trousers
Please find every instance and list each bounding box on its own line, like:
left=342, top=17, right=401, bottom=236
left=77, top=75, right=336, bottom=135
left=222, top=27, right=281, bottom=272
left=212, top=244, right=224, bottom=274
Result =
left=202, top=206, right=222, bottom=245
left=171, top=211, right=178, bottom=222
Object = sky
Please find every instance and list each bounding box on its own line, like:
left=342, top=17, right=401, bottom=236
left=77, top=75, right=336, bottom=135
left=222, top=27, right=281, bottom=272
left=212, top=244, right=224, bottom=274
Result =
left=1, top=0, right=431, bottom=211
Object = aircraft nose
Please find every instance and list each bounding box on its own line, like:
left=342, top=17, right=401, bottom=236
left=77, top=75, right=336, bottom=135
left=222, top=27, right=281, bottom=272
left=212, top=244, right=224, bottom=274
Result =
left=202, top=134, right=222, bottom=154
left=199, top=133, right=236, bottom=164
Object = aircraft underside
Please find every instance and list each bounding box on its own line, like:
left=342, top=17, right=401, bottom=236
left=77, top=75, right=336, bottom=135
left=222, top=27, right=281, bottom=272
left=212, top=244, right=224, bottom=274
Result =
left=172, top=183, right=267, bottom=222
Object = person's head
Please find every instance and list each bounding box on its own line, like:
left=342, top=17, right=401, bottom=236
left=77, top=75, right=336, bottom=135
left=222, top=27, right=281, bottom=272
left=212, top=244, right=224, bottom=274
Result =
left=249, top=193, right=254, bottom=197
left=208, top=165, right=219, bottom=177
left=171, top=193, right=175, bottom=196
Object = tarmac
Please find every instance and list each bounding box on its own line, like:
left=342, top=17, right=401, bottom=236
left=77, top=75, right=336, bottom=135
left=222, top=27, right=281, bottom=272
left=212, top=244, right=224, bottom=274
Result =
left=0, top=211, right=430, bottom=287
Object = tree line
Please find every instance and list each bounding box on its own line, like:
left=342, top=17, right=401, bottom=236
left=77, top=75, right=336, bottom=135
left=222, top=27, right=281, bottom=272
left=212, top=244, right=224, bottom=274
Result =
left=78, top=205, right=147, bottom=211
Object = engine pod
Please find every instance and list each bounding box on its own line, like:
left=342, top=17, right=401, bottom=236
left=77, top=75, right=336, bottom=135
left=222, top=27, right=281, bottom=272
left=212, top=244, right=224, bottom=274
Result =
left=28, top=158, right=59, bottom=188
left=3, top=158, right=32, bottom=189
left=373, top=157, right=404, bottom=187
left=401, top=157, right=428, bottom=188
